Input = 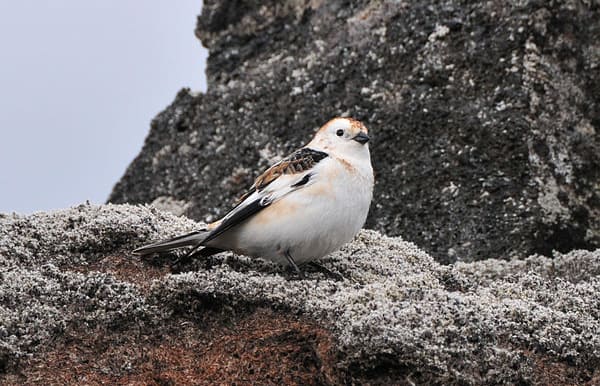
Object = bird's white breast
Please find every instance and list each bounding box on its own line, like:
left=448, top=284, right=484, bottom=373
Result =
left=210, top=156, right=373, bottom=266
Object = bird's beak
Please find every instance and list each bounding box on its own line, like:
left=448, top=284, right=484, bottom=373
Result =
left=352, top=132, right=370, bottom=144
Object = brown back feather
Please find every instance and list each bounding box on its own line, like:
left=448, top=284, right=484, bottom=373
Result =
left=235, top=148, right=328, bottom=204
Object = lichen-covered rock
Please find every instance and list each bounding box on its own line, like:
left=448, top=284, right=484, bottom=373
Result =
left=108, top=0, right=600, bottom=263
left=1, top=204, right=599, bottom=384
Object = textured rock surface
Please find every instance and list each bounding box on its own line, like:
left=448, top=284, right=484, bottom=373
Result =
left=109, top=0, right=600, bottom=263
left=1, top=204, right=600, bottom=384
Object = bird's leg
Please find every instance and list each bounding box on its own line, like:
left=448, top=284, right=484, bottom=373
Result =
left=306, top=261, right=344, bottom=281
left=284, top=250, right=304, bottom=278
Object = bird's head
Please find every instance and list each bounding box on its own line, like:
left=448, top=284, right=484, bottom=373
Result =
left=309, top=117, right=371, bottom=160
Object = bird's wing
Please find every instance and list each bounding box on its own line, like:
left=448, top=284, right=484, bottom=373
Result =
left=234, top=147, right=329, bottom=204
left=202, top=147, right=328, bottom=244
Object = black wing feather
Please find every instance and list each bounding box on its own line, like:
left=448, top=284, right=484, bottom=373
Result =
left=291, top=173, right=312, bottom=187
left=202, top=197, right=270, bottom=245
left=202, top=148, right=327, bottom=245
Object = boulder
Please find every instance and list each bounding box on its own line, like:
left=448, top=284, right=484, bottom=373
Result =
left=109, top=0, right=600, bottom=263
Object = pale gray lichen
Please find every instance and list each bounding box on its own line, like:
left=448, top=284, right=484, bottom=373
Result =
left=1, top=204, right=599, bottom=384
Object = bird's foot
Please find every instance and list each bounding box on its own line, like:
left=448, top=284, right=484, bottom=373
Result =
left=305, top=261, right=344, bottom=281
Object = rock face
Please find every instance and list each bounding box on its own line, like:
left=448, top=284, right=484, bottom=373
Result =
left=1, top=204, right=600, bottom=384
left=108, top=0, right=600, bottom=263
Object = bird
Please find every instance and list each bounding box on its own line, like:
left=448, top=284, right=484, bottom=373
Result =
left=133, top=117, right=374, bottom=274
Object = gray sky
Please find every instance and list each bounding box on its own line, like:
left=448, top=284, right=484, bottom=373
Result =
left=0, top=1, right=207, bottom=214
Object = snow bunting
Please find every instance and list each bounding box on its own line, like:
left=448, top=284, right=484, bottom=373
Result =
left=133, top=117, right=374, bottom=273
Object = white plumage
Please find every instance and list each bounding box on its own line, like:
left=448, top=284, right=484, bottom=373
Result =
left=134, top=117, right=374, bottom=272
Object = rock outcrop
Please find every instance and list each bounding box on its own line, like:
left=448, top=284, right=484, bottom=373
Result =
left=109, top=0, right=600, bottom=263
left=1, top=204, right=599, bottom=384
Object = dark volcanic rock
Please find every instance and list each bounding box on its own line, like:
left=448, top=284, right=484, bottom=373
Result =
left=109, top=0, right=600, bottom=263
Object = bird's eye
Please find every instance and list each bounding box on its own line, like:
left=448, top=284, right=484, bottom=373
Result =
left=336, top=129, right=344, bottom=137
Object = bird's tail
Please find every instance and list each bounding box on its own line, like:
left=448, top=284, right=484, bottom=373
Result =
left=132, top=229, right=209, bottom=256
